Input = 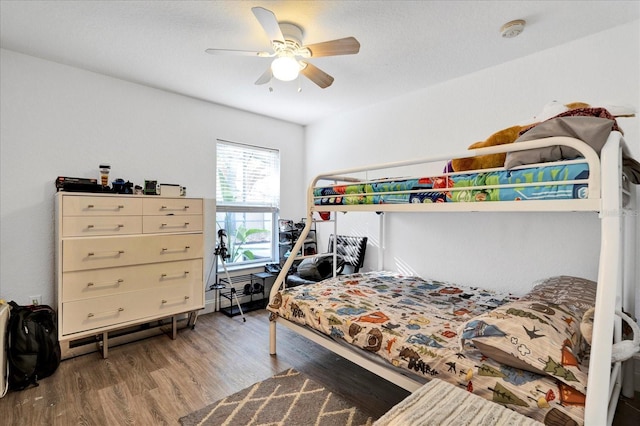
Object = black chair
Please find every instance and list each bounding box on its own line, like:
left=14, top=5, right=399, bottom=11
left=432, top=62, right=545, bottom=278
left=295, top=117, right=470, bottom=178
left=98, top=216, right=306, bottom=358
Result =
left=286, top=234, right=368, bottom=287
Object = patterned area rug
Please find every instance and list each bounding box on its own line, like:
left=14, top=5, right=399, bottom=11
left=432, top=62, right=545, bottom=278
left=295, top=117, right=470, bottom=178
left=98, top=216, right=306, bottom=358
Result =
left=179, top=368, right=374, bottom=426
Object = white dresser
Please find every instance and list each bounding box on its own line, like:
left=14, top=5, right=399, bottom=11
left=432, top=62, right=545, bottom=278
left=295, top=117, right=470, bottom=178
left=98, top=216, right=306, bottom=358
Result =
left=55, top=192, right=204, bottom=358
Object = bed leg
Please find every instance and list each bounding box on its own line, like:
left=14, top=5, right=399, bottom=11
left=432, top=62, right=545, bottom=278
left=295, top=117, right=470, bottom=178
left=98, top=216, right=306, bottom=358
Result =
left=269, top=319, right=277, bottom=355
left=622, top=359, right=635, bottom=398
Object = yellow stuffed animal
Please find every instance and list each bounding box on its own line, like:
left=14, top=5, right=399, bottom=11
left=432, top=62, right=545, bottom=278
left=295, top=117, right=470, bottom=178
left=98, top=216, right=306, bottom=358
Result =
left=450, top=125, right=527, bottom=172
left=451, top=102, right=593, bottom=172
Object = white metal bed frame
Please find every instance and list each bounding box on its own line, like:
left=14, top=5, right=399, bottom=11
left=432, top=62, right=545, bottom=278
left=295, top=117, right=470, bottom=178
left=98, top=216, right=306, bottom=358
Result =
left=268, top=131, right=637, bottom=426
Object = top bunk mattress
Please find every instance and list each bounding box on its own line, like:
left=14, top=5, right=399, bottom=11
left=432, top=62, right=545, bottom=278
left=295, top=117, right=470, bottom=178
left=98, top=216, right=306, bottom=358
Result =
left=314, top=162, right=589, bottom=206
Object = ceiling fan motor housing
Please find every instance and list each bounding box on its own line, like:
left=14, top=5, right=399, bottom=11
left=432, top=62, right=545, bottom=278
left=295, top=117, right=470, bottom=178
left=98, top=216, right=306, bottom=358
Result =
left=273, top=23, right=310, bottom=58
left=278, top=23, right=303, bottom=46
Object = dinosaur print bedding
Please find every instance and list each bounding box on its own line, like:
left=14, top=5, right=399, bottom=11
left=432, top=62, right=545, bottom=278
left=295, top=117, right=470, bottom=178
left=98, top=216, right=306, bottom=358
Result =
left=268, top=272, right=586, bottom=425
left=313, top=162, right=589, bottom=205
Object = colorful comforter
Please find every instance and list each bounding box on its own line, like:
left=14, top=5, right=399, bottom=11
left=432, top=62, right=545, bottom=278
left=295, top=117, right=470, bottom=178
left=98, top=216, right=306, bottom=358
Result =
left=313, top=163, right=589, bottom=205
left=268, top=272, right=585, bottom=425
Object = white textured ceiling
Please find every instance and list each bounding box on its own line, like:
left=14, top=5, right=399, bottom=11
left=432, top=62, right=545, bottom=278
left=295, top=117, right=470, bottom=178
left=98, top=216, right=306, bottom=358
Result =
left=1, top=1, right=638, bottom=125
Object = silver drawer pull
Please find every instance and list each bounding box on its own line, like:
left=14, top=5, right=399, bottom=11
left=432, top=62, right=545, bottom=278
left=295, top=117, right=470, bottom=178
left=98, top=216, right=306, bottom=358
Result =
left=87, top=278, right=123, bottom=288
left=87, top=250, right=125, bottom=256
left=86, top=224, right=124, bottom=229
left=161, top=271, right=189, bottom=278
left=160, top=222, right=189, bottom=227
left=86, top=204, right=124, bottom=209
left=161, top=246, right=190, bottom=252
left=160, top=205, right=189, bottom=210
left=87, top=307, right=124, bottom=318
left=161, top=296, right=190, bottom=304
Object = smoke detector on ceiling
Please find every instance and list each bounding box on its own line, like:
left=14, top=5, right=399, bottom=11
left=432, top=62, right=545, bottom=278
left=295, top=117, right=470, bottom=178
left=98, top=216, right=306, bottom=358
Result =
left=500, top=19, right=526, bottom=38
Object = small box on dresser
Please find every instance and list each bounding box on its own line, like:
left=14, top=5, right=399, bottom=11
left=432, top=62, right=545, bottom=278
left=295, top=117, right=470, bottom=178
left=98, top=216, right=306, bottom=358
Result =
left=55, top=192, right=204, bottom=358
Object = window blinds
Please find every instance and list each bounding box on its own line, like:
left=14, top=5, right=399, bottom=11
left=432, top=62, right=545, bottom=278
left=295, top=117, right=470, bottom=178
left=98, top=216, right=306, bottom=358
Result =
left=216, top=140, right=280, bottom=208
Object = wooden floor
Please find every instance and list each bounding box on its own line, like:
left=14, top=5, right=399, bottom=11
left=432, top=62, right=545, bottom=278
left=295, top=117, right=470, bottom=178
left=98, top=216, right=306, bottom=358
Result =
left=1, top=309, right=638, bottom=425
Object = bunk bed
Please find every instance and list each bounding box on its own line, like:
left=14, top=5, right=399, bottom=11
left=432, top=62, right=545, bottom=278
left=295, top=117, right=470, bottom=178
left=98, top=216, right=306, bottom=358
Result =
left=267, top=129, right=638, bottom=426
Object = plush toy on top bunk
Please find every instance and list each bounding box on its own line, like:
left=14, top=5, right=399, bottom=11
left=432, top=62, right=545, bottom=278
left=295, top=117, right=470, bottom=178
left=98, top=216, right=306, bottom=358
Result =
left=449, top=101, right=633, bottom=173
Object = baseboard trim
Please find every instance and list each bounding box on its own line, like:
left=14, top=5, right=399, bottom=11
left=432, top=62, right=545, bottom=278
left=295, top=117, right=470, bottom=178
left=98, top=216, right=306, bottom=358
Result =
left=202, top=298, right=216, bottom=315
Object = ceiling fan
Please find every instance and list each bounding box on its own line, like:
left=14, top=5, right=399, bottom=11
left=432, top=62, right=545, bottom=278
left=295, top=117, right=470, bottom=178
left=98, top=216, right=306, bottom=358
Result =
left=205, top=7, right=360, bottom=89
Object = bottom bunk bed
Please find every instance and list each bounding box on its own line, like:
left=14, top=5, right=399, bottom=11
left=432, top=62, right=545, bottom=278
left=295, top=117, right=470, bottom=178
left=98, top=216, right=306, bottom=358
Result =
left=269, top=272, right=590, bottom=425
left=268, top=130, right=638, bottom=426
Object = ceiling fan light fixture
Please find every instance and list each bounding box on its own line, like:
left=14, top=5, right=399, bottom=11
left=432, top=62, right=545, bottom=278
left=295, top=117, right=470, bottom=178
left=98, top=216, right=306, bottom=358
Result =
left=271, top=56, right=299, bottom=81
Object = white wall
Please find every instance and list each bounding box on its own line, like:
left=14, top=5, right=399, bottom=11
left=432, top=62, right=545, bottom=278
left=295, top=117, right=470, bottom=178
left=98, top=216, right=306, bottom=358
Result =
left=0, top=48, right=305, bottom=307
left=306, top=21, right=640, bottom=298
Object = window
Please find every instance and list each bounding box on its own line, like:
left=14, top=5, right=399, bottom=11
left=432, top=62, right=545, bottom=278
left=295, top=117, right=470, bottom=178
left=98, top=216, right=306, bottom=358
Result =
left=216, top=139, right=280, bottom=267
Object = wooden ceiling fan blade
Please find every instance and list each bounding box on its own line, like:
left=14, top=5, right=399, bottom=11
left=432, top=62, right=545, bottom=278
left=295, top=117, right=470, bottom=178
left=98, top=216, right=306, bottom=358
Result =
left=300, top=62, right=334, bottom=89
left=205, top=48, right=272, bottom=57
left=252, top=7, right=284, bottom=43
left=255, top=67, right=273, bottom=85
left=304, top=37, right=360, bottom=57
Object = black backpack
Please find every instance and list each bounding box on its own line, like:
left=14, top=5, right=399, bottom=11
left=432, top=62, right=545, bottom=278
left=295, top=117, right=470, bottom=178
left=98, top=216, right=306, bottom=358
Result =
left=7, top=301, right=61, bottom=390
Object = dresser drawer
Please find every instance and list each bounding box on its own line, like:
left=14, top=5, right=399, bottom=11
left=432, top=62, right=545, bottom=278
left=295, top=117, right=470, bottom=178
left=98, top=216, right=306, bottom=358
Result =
left=62, top=259, right=203, bottom=302
left=63, top=195, right=142, bottom=217
left=143, top=198, right=202, bottom=215
left=62, top=216, right=143, bottom=237
left=62, top=281, right=201, bottom=335
left=154, top=279, right=202, bottom=314
left=143, top=214, right=203, bottom=234
left=62, top=292, right=141, bottom=335
left=62, top=233, right=203, bottom=272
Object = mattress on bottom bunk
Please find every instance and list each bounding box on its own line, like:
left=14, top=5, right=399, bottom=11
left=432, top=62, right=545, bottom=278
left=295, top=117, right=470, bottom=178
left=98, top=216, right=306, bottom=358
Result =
left=268, top=272, right=586, bottom=425
left=313, top=162, right=589, bottom=205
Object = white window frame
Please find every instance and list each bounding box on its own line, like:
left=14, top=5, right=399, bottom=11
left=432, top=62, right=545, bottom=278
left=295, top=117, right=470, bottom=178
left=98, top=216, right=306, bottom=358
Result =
left=216, top=139, right=280, bottom=268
